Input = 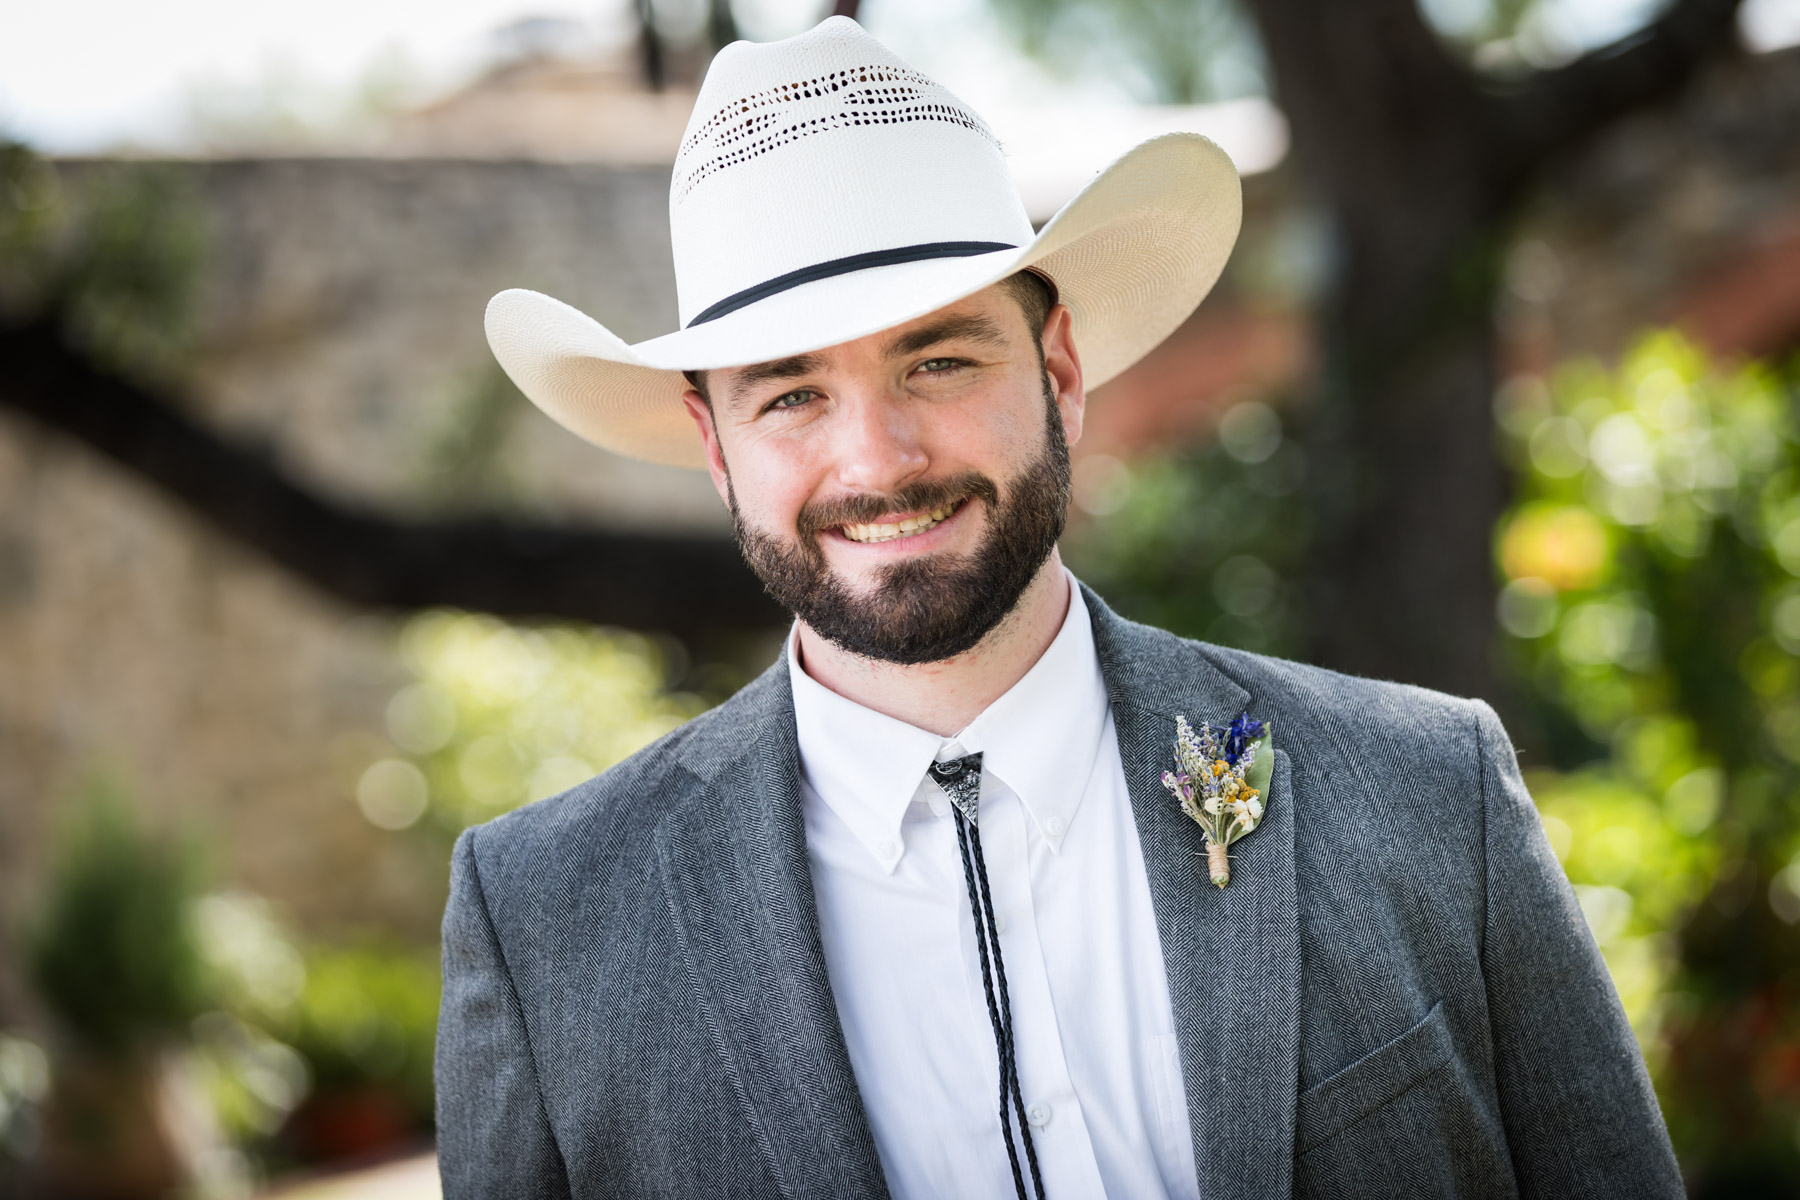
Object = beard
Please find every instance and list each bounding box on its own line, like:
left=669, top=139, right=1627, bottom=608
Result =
left=727, top=380, right=1072, bottom=665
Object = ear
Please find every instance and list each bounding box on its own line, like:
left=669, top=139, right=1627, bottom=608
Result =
left=1040, top=303, right=1086, bottom=449
left=680, top=388, right=732, bottom=506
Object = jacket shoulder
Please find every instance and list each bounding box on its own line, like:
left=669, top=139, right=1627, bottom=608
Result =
left=1180, top=635, right=1498, bottom=878
left=1087, top=596, right=1495, bottom=850
left=1089, top=593, right=1489, bottom=743
left=1195, top=637, right=1491, bottom=746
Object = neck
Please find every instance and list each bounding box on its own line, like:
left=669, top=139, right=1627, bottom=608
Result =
left=793, top=551, right=1072, bottom=737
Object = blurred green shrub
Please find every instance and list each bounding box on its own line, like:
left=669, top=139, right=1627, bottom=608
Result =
left=20, top=784, right=222, bottom=1193
left=1062, top=392, right=1309, bottom=656
left=188, top=893, right=439, bottom=1163
left=358, top=610, right=723, bottom=837
left=1494, top=331, right=1800, bottom=1194
left=17, top=789, right=442, bottom=1177
left=272, top=944, right=439, bottom=1132
left=24, top=783, right=213, bottom=1058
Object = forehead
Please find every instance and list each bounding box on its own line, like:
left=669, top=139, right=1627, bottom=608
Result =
left=708, top=284, right=1026, bottom=408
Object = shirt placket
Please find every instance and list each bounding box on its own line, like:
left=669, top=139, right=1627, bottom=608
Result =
left=959, top=770, right=1108, bottom=1199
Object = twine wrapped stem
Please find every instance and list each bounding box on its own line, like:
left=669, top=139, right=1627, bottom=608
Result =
left=1206, top=841, right=1231, bottom=888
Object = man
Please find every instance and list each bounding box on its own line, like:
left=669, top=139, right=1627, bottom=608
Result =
left=438, top=15, right=1682, bottom=1199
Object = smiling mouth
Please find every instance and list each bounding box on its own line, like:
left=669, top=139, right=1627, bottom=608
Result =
left=836, top=500, right=963, bottom=544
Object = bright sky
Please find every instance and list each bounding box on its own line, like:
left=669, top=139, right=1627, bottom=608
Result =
left=0, top=0, right=628, bottom=150
left=4, top=0, right=1797, bottom=153
left=0, top=0, right=1116, bottom=153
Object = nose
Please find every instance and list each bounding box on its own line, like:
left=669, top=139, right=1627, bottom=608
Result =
left=828, top=390, right=929, bottom=497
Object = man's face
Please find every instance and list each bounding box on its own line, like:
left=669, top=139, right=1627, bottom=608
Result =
left=681, top=282, right=1087, bottom=664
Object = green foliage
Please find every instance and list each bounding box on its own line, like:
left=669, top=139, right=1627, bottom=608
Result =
left=0, top=142, right=207, bottom=378
left=1494, top=331, right=1800, bottom=1191
left=188, top=894, right=439, bottom=1154
left=361, top=610, right=728, bottom=837
left=1062, top=395, right=1309, bottom=657
left=264, top=943, right=440, bottom=1127
left=986, top=0, right=1266, bottom=104
left=0, top=144, right=62, bottom=308
left=18, top=786, right=441, bottom=1155
left=23, top=783, right=214, bottom=1058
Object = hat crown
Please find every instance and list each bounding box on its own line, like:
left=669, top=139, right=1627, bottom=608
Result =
left=669, top=17, right=1033, bottom=328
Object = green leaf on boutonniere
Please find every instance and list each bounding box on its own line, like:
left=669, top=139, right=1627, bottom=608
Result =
left=1243, top=728, right=1274, bottom=799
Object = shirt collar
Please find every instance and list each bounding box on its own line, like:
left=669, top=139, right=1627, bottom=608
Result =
left=788, top=568, right=1110, bottom=871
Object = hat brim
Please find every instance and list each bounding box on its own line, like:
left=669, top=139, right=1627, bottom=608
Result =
left=484, top=132, right=1242, bottom=468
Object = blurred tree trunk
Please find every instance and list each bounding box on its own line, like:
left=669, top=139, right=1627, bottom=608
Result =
left=1246, top=0, right=1744, bottom=700
left=639, top=0, right=668, bottom=91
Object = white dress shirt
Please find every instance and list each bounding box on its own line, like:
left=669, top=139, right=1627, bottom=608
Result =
left=790, top=570, right=1201, bottom=1200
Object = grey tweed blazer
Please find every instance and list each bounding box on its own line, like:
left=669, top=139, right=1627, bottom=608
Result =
left=435, top=586, right=1683, bottom=1198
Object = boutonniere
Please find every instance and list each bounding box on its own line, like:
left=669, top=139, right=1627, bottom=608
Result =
left=1162, top=713, right=1273, bottom=887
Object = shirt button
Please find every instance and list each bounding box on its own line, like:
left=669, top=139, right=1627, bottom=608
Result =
left=879, top=837, right=900, bottom=859
left=993, top=913, right=1008, bottom=935
left=1045, top=816, right=1065, bottom=837
left=1026, top=1102, right=1052, bottom=1128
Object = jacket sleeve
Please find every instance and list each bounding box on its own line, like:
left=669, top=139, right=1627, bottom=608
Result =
left=435, top=826, right=573, bottom=1199
left=1473, top=700, right=1684, bottom=1198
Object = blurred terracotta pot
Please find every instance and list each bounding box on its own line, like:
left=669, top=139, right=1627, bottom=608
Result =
left=280, top=1083, right=417, bottom=1163
left=38, top=1049, right=186, bottom=1200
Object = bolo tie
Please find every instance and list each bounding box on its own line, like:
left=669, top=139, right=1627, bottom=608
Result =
left=928, top=752, right=1047, bottom=1200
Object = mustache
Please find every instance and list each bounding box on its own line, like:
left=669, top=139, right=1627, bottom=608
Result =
left=796, top=472, right=1000, bottom=540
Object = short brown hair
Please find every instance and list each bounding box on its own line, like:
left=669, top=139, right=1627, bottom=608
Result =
left=683, top=269, right=1056, bottom=405
left=1001, top=268, right=1056, bottom=355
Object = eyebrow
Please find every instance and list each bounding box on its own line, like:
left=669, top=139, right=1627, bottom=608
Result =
left=722, top=314, right=1011, bottom=412
left=725, top=352, right=828, bottom=410
left=880, top=313, right=1011, bottom=359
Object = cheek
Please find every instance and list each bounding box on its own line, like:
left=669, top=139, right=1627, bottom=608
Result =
left=963, top=385, right=1051, bottom=470
left=725, top=439, right=820, bottom=529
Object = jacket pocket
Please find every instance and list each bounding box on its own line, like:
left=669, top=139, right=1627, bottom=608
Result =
left=1296, top=1000, right=1452, bottom=1154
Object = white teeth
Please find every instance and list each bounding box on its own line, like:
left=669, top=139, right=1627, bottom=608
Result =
left=840, top=501, right=960, bottom=543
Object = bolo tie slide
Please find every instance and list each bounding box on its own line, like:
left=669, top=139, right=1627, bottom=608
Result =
left=929, top=752, right=1047, bottom=1200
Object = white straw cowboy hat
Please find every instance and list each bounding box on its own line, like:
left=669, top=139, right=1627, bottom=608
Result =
left=484, top=15, right=1242, bottom=468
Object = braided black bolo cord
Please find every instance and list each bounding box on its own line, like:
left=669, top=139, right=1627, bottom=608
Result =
left=953, top=809, right=1047, bottom=1200
left=952, top=810, right=1029, bottom=1200
left=966, top=817, right=1047, bottom=1200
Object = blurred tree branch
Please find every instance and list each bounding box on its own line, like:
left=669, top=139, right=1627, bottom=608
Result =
left=0, top=314, right=783, bottom=637
left=1496, top=0, right=1747, bottom=174
left=639, top=0, right=668, bottom=91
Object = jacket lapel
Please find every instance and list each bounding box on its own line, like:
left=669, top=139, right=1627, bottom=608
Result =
left=655, top=664, right=890, bottom=1200
left=1086, top=586, right=1301, bottom=1198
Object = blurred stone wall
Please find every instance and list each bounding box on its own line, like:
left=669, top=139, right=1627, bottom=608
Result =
left=0, top=159, right=729, bottom=1026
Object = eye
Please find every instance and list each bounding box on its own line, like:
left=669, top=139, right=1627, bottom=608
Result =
left=765, top=389, right=816, bottom=412
left=918, top=358, right=959, bottom=373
